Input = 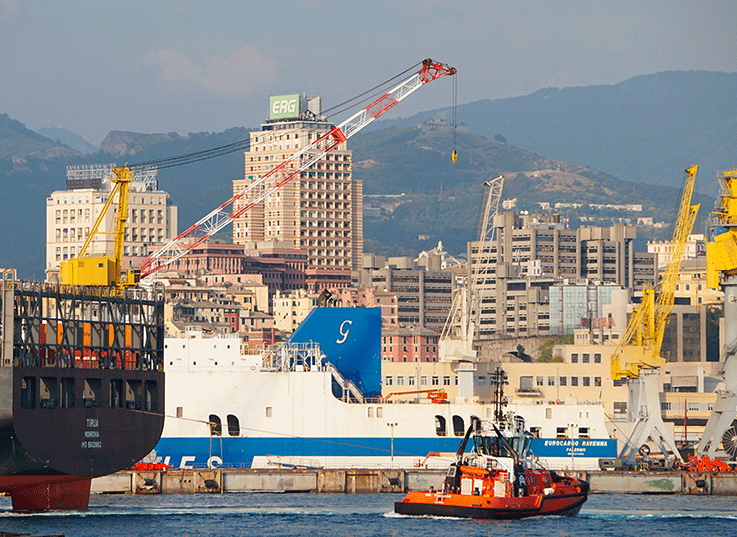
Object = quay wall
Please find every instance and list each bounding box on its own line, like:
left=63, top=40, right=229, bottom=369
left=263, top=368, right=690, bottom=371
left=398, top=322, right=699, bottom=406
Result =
left=92, top=469, right=737, bottom=495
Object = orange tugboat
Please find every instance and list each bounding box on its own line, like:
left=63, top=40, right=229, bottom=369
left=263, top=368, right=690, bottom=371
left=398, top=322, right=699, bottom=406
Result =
left=395, top=415, right=588, bottom=519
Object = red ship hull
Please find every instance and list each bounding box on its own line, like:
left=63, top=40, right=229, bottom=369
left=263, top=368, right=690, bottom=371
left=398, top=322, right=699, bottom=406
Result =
left=0, top=475, right=92, bottom=512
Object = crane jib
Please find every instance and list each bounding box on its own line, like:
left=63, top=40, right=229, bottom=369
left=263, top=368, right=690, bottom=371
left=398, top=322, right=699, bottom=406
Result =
left=141, top=59, right=456, bottom=276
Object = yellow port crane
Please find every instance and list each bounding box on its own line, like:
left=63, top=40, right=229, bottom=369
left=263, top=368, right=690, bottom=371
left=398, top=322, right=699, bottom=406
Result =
left=696, top=169, right=737, bottom=457
left=59, top=166, right=141, bottom=289
left=611, top=165, right=700, bottom=466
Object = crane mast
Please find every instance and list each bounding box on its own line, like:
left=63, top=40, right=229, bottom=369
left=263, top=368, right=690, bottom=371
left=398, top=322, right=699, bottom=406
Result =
left=60, top=166, right=142, bottom=289
left=440, top=175, right=504, bottom=359
left=140, top=59, right=456, bottom=277
left=611, top=165, right=700, bottom=379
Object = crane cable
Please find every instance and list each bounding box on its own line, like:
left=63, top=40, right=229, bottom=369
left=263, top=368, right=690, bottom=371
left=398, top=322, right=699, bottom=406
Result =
left=128, top=138, right=253, bottom=171
left=451, top=71, right=458, bottom=164
left=121, top=60, right=440, bottom=173
left=322, top=61, right=424, bottom=119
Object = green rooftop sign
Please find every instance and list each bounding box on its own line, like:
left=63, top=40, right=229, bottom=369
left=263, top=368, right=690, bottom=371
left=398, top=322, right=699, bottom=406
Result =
left=269, top=94, right=300, bottom=120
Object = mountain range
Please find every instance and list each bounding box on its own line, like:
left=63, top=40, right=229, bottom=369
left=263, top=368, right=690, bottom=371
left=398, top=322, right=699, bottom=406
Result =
left=1, top=70, right=732, bottom=279
left=374, top=70, right=737, bottom=197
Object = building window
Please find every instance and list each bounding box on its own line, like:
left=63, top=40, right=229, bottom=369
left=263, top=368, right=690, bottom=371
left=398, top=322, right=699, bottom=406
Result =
left=582, top=354, right=590, bottom=363
left=594, top=353, right=602, bottom=364
left=582, top=377, right=591, bottom=387
left=571, top=353, right=578, bottom=363
left=571, top=377, right=578, bottom=386
left=559, top=377, right=567, bottom=386
left=595, top=377, right=602, bottom=387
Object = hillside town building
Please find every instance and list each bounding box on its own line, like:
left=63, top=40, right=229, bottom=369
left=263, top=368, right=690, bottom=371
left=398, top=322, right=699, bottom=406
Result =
left=467, top=212, right=658, bottom=339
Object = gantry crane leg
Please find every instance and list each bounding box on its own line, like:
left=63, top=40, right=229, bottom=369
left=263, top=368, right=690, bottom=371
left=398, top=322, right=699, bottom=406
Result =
left=619, top=369, right=684, bottom=466
left=696, top=278, right=737, bottom=457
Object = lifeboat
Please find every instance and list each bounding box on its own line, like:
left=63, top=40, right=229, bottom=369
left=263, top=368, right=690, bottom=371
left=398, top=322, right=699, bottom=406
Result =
left=395, top=415, right=588, bottom=519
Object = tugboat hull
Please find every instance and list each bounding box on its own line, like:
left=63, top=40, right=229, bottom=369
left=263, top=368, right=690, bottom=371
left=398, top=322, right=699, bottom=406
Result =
left=395, top=487, right=587, bottom=519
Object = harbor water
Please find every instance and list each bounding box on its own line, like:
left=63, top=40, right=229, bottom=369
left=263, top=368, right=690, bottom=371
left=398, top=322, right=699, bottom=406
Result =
left=1, top=493, right=737, bottom=537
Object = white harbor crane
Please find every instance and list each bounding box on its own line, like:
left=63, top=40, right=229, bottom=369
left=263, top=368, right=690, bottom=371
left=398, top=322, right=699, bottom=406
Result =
left=440, top=174, right=505, bottom=361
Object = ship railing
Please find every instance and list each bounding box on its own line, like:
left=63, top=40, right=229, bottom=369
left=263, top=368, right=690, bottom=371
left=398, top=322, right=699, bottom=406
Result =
left=4, top=277, right=164, bottom=371
left=261, top=341, right=325, bottom=373
left=324, top=362, right=365, bottom=403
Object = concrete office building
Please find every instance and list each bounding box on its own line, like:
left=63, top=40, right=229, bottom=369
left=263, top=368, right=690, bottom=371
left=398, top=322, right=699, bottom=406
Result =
left=467, top=212, right=657, bottom=339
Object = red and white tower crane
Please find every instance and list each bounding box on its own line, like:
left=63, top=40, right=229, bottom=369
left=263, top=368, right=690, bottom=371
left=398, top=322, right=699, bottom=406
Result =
left=138, top=59, right=456, bottom=278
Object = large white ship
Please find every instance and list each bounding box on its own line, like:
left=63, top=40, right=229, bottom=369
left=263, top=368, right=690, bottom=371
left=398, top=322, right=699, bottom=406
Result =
left=154, top=308, right=616, bottom=471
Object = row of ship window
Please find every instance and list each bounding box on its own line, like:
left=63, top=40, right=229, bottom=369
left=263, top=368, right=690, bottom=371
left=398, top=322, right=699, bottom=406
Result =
left=20, top=376, right=158, bottom=412
left=202, top=412, right=471, bottom=439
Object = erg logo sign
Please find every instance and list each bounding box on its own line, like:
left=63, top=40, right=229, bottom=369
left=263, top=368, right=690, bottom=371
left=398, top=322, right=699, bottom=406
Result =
left=269, top=94, right=300, bottom=120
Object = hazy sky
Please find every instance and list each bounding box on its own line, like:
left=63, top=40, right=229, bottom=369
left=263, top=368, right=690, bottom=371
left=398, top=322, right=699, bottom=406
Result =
left=2, top=0, right=735, bottom=146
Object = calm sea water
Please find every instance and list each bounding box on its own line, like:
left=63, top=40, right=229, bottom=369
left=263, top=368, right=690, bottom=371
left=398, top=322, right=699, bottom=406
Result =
left=1, top=492, right=736, bottom=537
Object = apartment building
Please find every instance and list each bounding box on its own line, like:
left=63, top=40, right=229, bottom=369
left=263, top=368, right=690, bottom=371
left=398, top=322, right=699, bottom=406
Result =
left=381, top=326, right=440, bottom=363
left=45, top=164, right=177, bottom=280
left=363, top=266, right=454, bottom=332
left=467, top=212, right=657, bottom=339
left=232, top=95, right=361, bottom=291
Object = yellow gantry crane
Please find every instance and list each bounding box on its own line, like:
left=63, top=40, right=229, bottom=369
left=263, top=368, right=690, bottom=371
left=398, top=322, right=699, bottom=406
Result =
left=610, top=165, right=700, bottom=466
left=60, top=166, right=141, bottom=289
left=696, top=169, right=737, bottom=457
